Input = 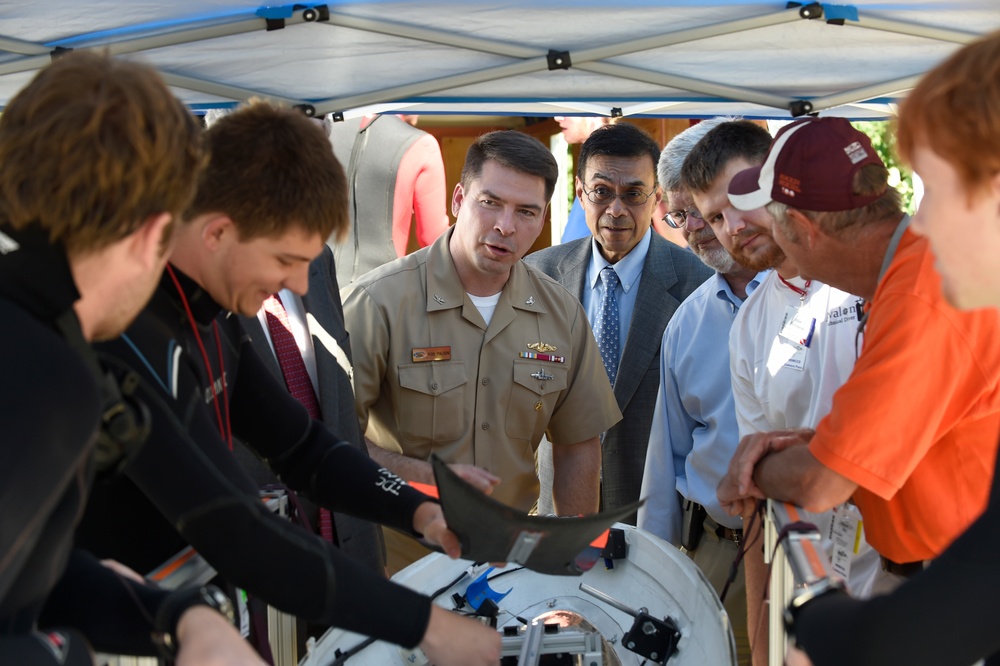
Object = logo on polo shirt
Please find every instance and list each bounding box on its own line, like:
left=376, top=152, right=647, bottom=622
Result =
left=826, top=298, right=865, bottom=326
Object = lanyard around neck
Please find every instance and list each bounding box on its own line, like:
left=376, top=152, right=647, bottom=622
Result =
left=165, top=265, right=233, bottom=450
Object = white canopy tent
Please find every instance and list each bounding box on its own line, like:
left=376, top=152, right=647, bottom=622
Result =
left=1, top=1, right=998, bottom=120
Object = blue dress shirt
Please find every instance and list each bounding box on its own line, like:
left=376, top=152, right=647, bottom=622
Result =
left=560, top=197, right=589, bottom=243
left=637, top=270, right=767, bottom=545
left=582, top=228, right=652, bottom=363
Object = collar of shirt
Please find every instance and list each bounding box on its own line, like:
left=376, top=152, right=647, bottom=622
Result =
left=586, top=227, right=651, bottom=293
left=583, top=229, right=651, bottom=353
left=425, top=227, right=547, bottom=324
left=713, top=269, right=769, bottom=312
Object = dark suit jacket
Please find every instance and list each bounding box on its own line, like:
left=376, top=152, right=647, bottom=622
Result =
left=237, top=247, right=385, bottom=573
left=524, top=233, right=712, bottom=522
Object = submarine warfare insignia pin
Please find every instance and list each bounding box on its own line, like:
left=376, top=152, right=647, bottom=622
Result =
left=526, top=342, right=557, bottom=353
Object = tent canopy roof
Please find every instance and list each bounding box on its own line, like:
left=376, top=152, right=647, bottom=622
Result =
left=1, top=1, right=998, bottom=119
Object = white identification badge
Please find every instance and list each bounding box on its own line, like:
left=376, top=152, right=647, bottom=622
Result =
left=827, top=503, right=863, bottom=581
left=782, top=342, right=807, bottom=371
left=779, top=305, right=816, bottom=348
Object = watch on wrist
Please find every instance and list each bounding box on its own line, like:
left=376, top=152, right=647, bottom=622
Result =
left=152, top=584, right=236, bottom=660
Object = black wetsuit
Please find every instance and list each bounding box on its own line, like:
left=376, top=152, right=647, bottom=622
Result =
left=0, top=226, right=173, bottom=664
left=76, top=265, right=433, bottom=648
left=795, top=437, right=1000, bottom=666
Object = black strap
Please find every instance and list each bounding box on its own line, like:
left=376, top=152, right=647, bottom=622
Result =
left=54, top=310, right=150, bottom=472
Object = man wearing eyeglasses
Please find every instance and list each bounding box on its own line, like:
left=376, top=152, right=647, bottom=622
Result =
left=683, top=120, right=884, bottom=663
left=525, top=122, right=711, bottom=523
left=634, top=117, right=764, bottom=666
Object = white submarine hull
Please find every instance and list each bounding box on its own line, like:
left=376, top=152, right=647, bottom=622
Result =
left=300, top=524, right=737, bottom=666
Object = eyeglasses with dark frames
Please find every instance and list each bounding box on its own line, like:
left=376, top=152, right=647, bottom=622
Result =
left=581, top=183, right=655, bottom=207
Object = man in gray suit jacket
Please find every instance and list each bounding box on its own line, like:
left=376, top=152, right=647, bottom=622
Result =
left=525, top=123, right=711, bottom=522
left=238, top=246, right=385, bottom=573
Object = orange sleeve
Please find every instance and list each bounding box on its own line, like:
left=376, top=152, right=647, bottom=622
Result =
left=810, top=257, right=1000, bottom=500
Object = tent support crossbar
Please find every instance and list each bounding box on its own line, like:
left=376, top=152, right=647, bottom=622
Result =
left=312, top=7, right=805, bottom=115
left=0, top=10, right=316, bottom=78
left=854, top=13, right=983, bottom=44
left=578, top=61, right=796, bottom=113
left=0, top=35, right=49, bottom=56
left=158, top=71, right=305, bottom=108
left=318, top=6, right=803, bottom=63
left=806, top=74, right=921, bottom=114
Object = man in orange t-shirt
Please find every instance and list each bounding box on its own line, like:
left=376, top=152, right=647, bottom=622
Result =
left=717, top=118, right=1000, bottom=589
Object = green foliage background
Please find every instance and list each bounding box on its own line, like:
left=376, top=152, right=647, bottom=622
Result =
left=852, top=121, right=917, bottom=215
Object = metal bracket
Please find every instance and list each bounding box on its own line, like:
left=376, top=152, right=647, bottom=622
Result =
left=789, top=100, right=815, bottom=117
left=580, top=583, right=680, bottom=664
left=787, top=2, right=825, bottom=20
left=298, top=5, right=331, bottom=22
left=546, top=49, right=572, bottom=70
left=292, top=103, right=317, bottom=117
left=50, top=45, right=72, bottom=61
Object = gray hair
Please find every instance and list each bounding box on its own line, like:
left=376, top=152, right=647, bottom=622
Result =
left=203, top=108, right=231, bottom=128
left=658, top=116, right=738, bottom=192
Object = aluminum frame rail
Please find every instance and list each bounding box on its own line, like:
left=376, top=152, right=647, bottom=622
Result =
left=0, top=2, right=989, bottom=117
left=765, top=500, right=843, bottom=666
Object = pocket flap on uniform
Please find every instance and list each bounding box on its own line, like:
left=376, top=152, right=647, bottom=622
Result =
left=398, top=362, right=467, bottom=397
left=512, top=359, right=567, bottom=396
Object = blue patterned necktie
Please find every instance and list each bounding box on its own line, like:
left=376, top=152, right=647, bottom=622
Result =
left=596, top=266, right=620, bottom=386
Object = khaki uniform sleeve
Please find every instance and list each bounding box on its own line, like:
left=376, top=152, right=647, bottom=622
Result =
left=341, top=284, right=389, bottom=435
left=545, top=300, right=622, bottom=444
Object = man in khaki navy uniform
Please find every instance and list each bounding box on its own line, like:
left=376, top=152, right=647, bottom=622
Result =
left=343, top=130, right=622, bottom=573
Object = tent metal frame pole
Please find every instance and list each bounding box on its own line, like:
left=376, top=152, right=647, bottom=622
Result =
left=319, top=6, right=802, bottom=61
left=579, top=61, right=795, bottom=111
left=320, top=13, right=537, bottom=59
left=312, top=57, right=555, bottom=115
left=158, top=71, right=305, bottom=108
left=313, top=7, right=802, bottom=114
left=0, top=3, right=986, bottom=116
left=0, top=12, right=312, bottom=78
left=573, top=8, right=802, bottom=62
left=0, top=36, right=49, bottom=56
left=855, top=13, right=982, bottom=44
left=807, top=74, right=920, bottom=114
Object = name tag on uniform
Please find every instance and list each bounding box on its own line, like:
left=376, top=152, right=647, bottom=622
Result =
left=412, top=346, right=451, bottom=362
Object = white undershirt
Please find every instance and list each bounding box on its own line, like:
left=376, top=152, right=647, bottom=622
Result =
left=468, top=291, right=502, bottom=326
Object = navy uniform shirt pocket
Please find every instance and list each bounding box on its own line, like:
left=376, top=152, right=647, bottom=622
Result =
left=506, top=360, right=568, bottom=443
left=397, top=361, right=467, bottom=443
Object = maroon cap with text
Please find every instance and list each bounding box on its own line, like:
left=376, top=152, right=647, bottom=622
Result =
left=728, top=117, right=885, bottom=212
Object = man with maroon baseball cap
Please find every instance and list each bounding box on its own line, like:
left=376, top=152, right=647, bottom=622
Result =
left=718, top=117, right=1000, bottom=593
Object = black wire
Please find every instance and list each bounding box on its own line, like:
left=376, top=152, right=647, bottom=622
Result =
left=325, top=564, right=482, bottom=664
left=719, top=499, right=765, bottom=603
left=327, top=636, right=376, bottom=666
left=485, top=565, right=525, bottom=582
